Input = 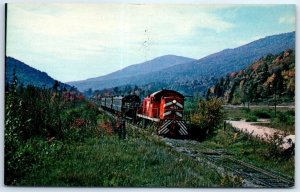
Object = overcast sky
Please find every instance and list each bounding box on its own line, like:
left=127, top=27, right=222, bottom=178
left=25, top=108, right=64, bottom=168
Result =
left=6, top=4, right=295, bottom=82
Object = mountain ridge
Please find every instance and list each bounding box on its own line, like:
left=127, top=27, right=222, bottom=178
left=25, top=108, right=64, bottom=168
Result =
left=6, top=56, right=72, bottom=90
left=160, top=31, right=295, bottom=80
left=68, top=54, right=196, bottom=90
left=70, top=31, right=295, bottom=94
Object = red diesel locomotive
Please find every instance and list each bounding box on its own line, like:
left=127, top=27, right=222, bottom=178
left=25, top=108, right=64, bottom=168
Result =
left=137, top=89, right=188, bottom=136
left=99, top=89, right=188, bottom=137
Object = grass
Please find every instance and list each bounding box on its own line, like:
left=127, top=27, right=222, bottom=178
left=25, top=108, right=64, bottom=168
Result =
left=224, top=106, right=295, bottom=134
left=199, top=125, right=295, bottom=179
left=10, top=105, right=295, bottom=187
left=15, top=115, right=223, bottom=187
left=225, top=107, right=258, bottom=122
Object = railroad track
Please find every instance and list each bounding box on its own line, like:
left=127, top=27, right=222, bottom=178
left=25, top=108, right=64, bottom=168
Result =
left=163, top=138, right=294, bottom=188
left=99, top=108, right=294, bottom=187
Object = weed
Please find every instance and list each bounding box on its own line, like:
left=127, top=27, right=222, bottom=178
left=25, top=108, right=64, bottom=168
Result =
left=245, top=115, right=257, bottom=122
left=241, top=107, right=250, bottom=113
left=201, top=124, right=294, bottom=178
left=220, top=174, right=243, bottom=187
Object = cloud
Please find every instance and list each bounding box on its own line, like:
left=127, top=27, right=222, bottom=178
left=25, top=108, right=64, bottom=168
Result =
left=278, top=15, right=295, bottom=25
left=8, top=4, right=234, bottom=44
left=7, top=4, right=293, bottom=82
left=7, top=3, right=236, bottom=81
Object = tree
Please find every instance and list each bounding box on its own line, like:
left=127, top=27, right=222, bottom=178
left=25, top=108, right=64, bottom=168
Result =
left=84, top=88, right=93, bottom=98
left=242, top=81, right=254, bottom=109
left=190, top=98, right=225, bottom=140
left=113, top=87, right=119, bottom=95
left=52, top=80, right=59, bottom=91
left=205, top=88, right=211, bottom=100
left=270, top=68, right=284, bottom=117
left=213, top=82, right=222, bottom=98
left=259, top=63, right=269, bottom=83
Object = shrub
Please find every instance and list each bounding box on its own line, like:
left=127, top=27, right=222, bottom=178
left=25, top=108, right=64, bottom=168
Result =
left=265, top=132, right=285, bottom=159
left=245, top=115, right=257, bottom=122
left=276, top=111, right=294, bottom=125
left=241, top=107, right=250, bottom=113
left=253, top=109, right=272, bottom=118
left=269, top=111, right=294, bottom=134
left=5, top=137, right=64, bottom=185
left=96, top=114, right=116, bottom=137
left=231, top=95, right=242, bottom=105
left=190, top=98, right=225, bottom=140
left=220, top=174, right=243, bottom=187
left=5, top=79, right=98, bottom=184
left=286, top=110, right=295, bottom=117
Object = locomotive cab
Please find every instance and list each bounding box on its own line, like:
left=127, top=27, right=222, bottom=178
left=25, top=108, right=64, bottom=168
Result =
left=137, top=89, right=188, bottom=137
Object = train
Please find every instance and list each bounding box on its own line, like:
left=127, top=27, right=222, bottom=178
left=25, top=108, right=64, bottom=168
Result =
left=101, top=95, right=141, bottom=120
left=99, top=89, right=188, bottom=137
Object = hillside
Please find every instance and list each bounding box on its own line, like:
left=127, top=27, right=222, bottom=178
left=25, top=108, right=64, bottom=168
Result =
left=68, top=55, right=196, bottom=91
left=207, top=49, right=295, bottom=104
left=69, top=31, right=295, bottom=95
left=135, top=31, right=295, bottom=95
left=168, top=31, right=295, bottom=80
left=5, top=57, right=72, bottom=90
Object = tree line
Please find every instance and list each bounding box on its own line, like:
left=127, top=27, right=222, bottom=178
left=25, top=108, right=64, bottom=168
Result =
left=206, top=49, right=295, bottom=106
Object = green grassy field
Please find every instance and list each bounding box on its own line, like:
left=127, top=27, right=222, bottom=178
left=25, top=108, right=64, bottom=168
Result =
left=8, top=109, right=294, bottom=187
left=6, top=82, right=294, bottom=187
left=5, top=84, right=229, bottom=187
left=15, top=119, right=225, bottom=187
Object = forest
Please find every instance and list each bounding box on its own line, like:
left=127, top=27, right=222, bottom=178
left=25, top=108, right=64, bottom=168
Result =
left=207, top=49, right=295, bottom=105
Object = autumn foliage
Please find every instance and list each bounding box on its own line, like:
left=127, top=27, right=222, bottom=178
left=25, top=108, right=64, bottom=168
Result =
left=189, top=98, right=225, bottom=140
left=207, top=49, right=295, bottom=104
left=5, top=74, right=98, bottom=185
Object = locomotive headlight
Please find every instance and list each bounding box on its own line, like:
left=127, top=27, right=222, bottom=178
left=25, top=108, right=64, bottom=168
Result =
left=172, top=100, right=177, bottom=104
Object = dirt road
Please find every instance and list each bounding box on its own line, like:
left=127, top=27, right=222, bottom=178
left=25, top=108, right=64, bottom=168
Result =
left=223, top=104, right=295, bottom=109
left=226, top=119, right=295, bottom=149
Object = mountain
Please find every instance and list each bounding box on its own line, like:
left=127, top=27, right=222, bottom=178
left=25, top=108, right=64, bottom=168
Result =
left=137, top=31, right=295, bottom=95
left=71, top=31, right=295, bottom=95
left=6, top=57, right=71, bottom=90
left=68, top=55, right=196, bottom=91
left=207, top=49, right=295, bottom=104
left=158, top=31, right=295, bottom=81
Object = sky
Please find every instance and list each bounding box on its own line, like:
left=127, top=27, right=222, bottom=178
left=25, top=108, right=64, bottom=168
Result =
left=6, top=3, right=295, bottom=82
